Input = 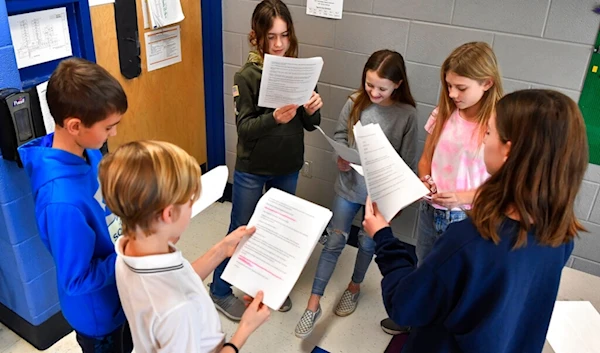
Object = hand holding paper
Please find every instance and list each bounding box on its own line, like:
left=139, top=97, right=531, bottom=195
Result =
left=303, top=91, right=323, bottom=116
left=221, top=188, right=332, bottom=310
left=274, top=104, right=299, bottom=124
left=258, top=55, right=324, bottom=109
left=239, top=291, right=271, bottom=334
left=220, top=226, right=256, bottom=258
left=353, top=122, right=429, bottom=222
left=362, top=196, right=390, bottom=238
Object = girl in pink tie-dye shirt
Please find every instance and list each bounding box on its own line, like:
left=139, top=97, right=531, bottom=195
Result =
left=415, top=42, right=504, bottom=263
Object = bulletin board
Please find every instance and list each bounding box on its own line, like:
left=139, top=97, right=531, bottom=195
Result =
left=580, top=28, right=600, bottom=165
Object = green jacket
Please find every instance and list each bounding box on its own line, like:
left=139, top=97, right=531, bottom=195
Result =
left=232, top=52, right=321, bottom=175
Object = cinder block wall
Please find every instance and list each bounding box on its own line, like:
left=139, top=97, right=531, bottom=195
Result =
left=222, top=0, right=600, bottom=276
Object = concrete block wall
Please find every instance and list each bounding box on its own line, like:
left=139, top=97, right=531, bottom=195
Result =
left=222, top=0, right=600, bottom=275
left=0, top=0, right=63, bottom=324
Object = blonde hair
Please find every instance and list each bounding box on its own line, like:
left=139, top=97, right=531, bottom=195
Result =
left=430, top=42, right=503, bottom=150
left=98, top=140, right=201, bottom=237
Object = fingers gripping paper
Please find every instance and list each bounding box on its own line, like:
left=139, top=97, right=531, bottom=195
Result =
left=221, top=189, right=332, bottom=310
left=353, top=122, right=429, bottom=222
left=258, top=54, right=323, bottom=109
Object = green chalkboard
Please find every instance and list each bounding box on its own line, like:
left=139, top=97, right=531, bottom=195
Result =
left=580, top=29, right=600, bottom=165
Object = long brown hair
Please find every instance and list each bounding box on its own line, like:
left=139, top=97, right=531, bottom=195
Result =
left=347, top=49, right=416, bottom=144
left=428, top=42, right=503, bottom=153
left=248, top=0, right=298, bottom=58
left=470, top=90, right=588, bottom=248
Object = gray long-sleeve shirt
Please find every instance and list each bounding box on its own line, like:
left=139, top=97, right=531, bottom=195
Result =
left=334, top=97, right=418, bottom=205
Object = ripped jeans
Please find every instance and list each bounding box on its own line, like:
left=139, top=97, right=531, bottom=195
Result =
left=311, top=194, right=376, bottom=297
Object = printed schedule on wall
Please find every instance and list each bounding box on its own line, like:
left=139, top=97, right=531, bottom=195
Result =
left=8, top=7, right=73, bottom=69
left=306, top=0, right=343, bottom=20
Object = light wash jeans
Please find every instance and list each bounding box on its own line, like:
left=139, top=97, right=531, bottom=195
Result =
left=210, top=170, right=299, bottom=298
left=415, top=201, right=467, bottom=263
left=311, top=194, right=375, bottom=296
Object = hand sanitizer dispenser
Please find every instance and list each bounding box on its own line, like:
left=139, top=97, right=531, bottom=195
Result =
left=0, top=88, right=36, bottom=167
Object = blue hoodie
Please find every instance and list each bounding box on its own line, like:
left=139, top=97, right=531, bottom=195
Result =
left=19, top=134, right=125, bottom=338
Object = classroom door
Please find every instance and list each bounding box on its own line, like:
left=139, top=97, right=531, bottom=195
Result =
left=89, top=1, right=207, bottom=164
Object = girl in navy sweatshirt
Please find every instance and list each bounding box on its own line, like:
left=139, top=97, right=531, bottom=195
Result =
left=362, top=89, right=587, bottom=353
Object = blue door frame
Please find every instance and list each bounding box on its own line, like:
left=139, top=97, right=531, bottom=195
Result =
left=201, top=0, right=226, bottom=170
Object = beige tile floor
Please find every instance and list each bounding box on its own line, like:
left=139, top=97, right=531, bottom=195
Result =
left=1, top=201, right=599, bottom=353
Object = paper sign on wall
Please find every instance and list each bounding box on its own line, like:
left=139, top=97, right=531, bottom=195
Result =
left=306, top=0, right=344, bottom=20
left=142, top=0, right=151, bottom=29
left=147, top=0, right=185, bottom=29
left=89, top=0, right=115, bottom=6
left=36, top=81, right=55, bottom=134
left=8, top=8, right=73, bottom=69
left=144, top=26, right=182, bottom=72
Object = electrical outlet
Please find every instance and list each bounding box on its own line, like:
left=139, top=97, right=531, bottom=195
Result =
left=301, top=161, right=312, bottom=178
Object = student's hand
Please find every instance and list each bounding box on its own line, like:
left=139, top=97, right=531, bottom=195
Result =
left=421, top=175, right=437, bottom=195
left=220, top=226, right=256, bottom=258
left=274, top=104, right=298, bottom=124
left=362, top=196, right=389, bottom=237
left=304, top=91, right=323, bottom=116
left=432, top=192, right=462, bottom=209
left=239, top=291, right=271, bottom=334
left=337, top=156, right=351, bottom=172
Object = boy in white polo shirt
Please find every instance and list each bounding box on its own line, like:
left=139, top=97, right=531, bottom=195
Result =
left=98, top=140, right=271, bottom=353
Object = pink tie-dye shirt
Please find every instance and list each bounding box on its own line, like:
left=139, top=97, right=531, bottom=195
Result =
left=425, top=108, right=490, bottom=209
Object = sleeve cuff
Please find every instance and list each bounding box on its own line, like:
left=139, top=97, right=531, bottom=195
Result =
left=373, top=227, right=394, bottom=243
left=265, top=112, right=279, bottom=127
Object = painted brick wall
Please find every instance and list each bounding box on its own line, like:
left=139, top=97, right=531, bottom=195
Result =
left=222, top=0, right=600, bottom=276
left=0, top=1, right=62, bottom=325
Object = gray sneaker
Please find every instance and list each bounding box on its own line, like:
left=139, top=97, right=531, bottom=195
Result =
left=380, top=318, right=411, bottom=335
left=279, top=296, right=292, bottom=312
left=294, top=306, right=322, bottom=338
left=210, top=292, right=245, bottom=321
left=334, top=290, right=360, bottom=317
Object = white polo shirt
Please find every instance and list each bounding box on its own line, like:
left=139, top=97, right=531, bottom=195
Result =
left=115, top=237, right=225, bottom=353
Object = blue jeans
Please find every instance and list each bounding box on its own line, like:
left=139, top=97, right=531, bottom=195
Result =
left=210, top=170, right=299, bottom=298
left=415, top=201, right=467, bottom=263
left=311, top=194, right=375, bottom=297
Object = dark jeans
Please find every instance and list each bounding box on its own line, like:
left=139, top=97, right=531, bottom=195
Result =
left=210, top=169, right=299, bottom=298
left=75, top=322, right=133, bottom=353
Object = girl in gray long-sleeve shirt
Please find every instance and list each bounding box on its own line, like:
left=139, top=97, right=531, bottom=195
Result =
left=295, top=50, right=418, bottom=339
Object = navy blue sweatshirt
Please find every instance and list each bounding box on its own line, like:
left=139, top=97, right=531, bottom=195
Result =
left=373, top=217, right=573, bottom=353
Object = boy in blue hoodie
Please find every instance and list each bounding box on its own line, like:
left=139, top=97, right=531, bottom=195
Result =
left=18, top=58, right=132, bottom=353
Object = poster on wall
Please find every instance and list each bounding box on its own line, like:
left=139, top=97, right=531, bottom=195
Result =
left=8, top=8, right=73, bottom=69
left=306, top=0, right=344, bottom=20
left=144, top=25, right=182, bottom=72
left=36, top=81, right=55, bottom=134
left=147, top=0, right=185, bottom=29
